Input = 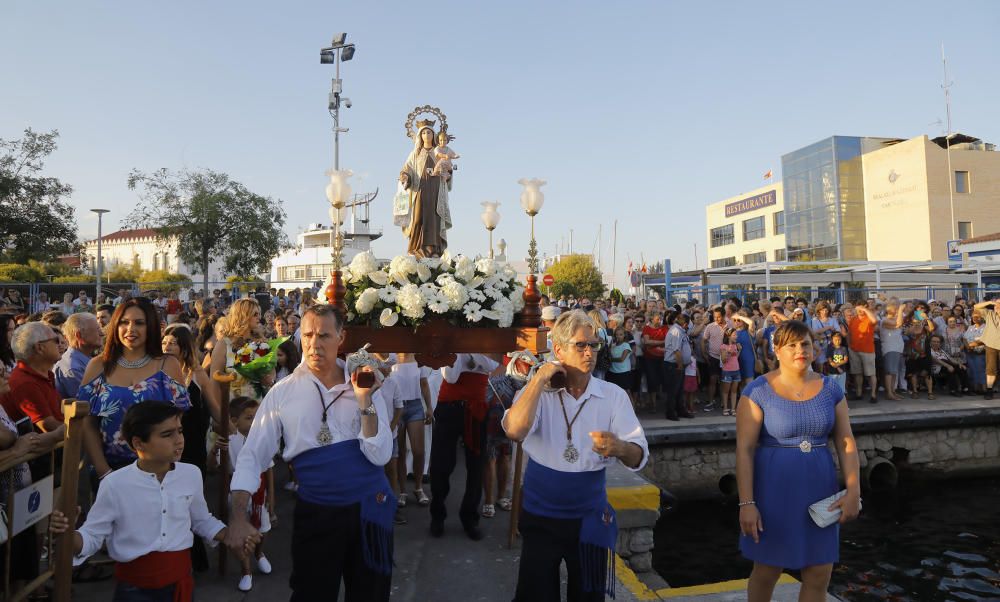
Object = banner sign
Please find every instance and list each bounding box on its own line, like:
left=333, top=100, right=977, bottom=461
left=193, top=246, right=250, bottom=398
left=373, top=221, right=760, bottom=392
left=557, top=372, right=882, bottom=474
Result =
left=12, top=475, right=53, bottom=536
left=725, top=190, right=777, bottom=218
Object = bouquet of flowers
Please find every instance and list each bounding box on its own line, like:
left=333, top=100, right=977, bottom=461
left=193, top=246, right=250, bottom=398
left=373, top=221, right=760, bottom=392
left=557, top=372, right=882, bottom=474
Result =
left=342, top=251, right=525, bottom=329
left=232, top=336, right=289, bottom=397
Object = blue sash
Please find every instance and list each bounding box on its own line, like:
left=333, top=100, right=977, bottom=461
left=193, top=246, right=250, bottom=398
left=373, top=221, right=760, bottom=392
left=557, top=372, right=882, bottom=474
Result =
left=291, top=440, right=395, bottom=575
left=523, top=459, right=617, bottom=598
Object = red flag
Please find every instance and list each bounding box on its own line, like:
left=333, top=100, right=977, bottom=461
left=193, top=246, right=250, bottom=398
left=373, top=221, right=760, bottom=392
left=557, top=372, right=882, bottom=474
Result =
left=764, top=169, right=773, bottom=180
left=627, top=261, right=634, bottom=275
left=641, top=263, right=648, bottom=274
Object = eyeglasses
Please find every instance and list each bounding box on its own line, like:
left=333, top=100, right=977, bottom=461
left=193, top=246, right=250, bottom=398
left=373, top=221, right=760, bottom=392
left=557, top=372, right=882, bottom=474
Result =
left=38, top=337, right=60, bottom=346
left=567, top=340, right=603, bottom=352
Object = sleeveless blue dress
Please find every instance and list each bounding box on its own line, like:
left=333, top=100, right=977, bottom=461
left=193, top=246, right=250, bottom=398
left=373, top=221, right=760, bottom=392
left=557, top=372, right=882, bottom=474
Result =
left=738, top=375, right=842, bottom=569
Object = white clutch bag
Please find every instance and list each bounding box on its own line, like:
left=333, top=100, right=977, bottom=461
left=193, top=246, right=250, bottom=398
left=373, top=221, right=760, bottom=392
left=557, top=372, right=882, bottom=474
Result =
left=808, top=490, right=860, bottom=528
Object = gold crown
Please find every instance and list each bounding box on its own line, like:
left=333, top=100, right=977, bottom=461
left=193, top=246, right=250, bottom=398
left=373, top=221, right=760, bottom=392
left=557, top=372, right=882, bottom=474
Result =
left=416, top=119, right=436, bottom=129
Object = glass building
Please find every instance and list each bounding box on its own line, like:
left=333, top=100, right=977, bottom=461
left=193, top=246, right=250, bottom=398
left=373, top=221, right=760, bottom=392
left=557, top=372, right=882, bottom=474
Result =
left=781, top=136, right=894, bottom=262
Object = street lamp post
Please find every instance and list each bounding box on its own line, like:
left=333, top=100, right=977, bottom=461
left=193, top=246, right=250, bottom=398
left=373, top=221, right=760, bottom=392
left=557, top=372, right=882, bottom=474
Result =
left=321, top=33, right=356, bottom=171
left=517, top=179, right=546, bottom=327
left=91, top=209, right=110, bottom=302
left=480, top=201, right=501, bottom=259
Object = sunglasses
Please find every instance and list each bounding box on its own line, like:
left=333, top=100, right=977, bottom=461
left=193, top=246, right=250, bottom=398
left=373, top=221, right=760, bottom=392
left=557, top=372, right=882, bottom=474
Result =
left=567, top=340, right=603, bottom=352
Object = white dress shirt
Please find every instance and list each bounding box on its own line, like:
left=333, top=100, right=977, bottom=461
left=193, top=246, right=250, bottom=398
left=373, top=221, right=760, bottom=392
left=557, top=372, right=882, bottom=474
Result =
left=504, top=376, right=649, bottom=473
left=231, top=360, right=393, bottom=495
left=441, top=353, right=499, bottom=384
left=75, top=462, right=224, bottom=565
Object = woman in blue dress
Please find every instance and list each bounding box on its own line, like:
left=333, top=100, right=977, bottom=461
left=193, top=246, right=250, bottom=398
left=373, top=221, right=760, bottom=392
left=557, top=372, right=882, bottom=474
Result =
left=736, top=320, right=861, bottom=602
left=79, top=297, right=191, bottom=480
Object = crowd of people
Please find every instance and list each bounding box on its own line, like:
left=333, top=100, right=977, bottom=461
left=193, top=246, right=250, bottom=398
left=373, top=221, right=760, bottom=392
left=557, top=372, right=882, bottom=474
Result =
left=1, top=281, right=996, bottom=600
left=535, top=291, right=1000, bottom=423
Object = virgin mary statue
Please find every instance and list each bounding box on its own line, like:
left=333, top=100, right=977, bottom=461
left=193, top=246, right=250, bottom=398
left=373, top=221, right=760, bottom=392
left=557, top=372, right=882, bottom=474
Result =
left=397, top=120, right=452, bottom=258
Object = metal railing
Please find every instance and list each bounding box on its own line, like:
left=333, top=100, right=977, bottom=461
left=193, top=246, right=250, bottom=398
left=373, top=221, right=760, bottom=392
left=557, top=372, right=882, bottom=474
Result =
left=0, top=400, right=88, bottom=602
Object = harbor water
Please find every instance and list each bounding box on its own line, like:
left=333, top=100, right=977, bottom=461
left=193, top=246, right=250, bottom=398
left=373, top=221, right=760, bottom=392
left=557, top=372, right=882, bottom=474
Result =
left=653, top=475, right=1000, bottom=601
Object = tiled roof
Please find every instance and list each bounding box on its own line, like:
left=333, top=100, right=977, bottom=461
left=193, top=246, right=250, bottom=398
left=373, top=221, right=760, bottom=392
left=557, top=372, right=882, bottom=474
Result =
left=959, top=232, right=1000, bottom=246
left=96, top=228, right=162, bottom=243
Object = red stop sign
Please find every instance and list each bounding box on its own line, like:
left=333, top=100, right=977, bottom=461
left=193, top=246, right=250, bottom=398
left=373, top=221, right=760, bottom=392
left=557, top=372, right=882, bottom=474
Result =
left=542, top=274, right=555, bottom=286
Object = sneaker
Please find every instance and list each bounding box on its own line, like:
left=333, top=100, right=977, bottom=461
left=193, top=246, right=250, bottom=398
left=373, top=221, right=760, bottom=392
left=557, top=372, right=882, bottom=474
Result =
left=397, top=493, right=408, bottom=508
left=238, top=575, right=253, bottom=592
left=702, top=402, right=717, bottom=412
left=414, top=488, right=430, bottom=506
left=256, top=555, right=272, bottom=575
left=497, top=497, right=513, bottom=511
left=481, top=504, right=495, bottom=518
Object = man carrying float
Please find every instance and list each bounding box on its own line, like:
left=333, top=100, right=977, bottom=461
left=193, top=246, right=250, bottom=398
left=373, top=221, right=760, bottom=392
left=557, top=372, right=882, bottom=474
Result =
left=503, top=309, right=649, bottom=601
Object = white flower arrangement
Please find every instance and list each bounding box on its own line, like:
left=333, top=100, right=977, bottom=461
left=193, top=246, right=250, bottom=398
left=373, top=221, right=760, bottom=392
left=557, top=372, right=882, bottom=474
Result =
left=342, top=251, right=523, bottom=328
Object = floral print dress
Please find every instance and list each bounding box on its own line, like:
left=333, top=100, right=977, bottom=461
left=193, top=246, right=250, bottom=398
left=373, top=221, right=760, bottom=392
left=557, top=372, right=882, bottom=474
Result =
left=78, top=369, right=191, bottom=468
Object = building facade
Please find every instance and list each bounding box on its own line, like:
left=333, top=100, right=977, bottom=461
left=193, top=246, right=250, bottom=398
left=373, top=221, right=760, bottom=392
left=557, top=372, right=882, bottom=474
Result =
left=83, top=228, right=227, bottom=282
left=706, top=133, right=1000, bottom=264
left=705, top=183, right=785, bottom=268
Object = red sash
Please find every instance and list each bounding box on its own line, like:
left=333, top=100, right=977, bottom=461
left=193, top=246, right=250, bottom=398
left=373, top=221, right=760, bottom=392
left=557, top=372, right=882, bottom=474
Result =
left=438, top=373, right=489, bottom=454
left=249, top=471, right=268, bottom=529
left=115, top=549, right=193, bottom=602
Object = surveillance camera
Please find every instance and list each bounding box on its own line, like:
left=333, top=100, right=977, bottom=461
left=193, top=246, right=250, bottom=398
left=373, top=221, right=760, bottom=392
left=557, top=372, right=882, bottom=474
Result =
left=343, top=97, right=352, bottom=108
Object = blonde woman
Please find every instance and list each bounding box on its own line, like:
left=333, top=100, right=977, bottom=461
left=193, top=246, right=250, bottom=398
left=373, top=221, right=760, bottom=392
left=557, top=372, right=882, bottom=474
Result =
left=587, top=308, right=610, bottom=380
left=297, top=290, right=316, bottom=318
left=212, top=299, right=270, bottom=400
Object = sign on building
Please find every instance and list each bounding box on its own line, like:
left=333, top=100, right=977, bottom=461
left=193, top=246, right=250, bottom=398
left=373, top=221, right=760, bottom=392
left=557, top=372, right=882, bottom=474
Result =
left=724, top=190, right=777, bottom=218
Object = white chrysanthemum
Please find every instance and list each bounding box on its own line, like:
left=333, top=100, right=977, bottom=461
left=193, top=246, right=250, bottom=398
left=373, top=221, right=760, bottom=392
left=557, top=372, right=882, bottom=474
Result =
left=468, top=289, right=486, bottom=302
left=501, top=264, right=517, bottom=280
left=389, top=255, right=419, bottom=280
left=416, top=264, right=432, bottom=283
left=484, top=286, right=505, bottom=301
left=467, top=276, right=485, bottom=289
left=379, top=308, right=399, bottom=327
left=441, top=280, right=468, bottom=310
left=463, top=301, right=483, bottom=323
left=510, top=285, right=526, bottom=311
left=396, top=283, right=426, bottom=319
left=368, top=270, right=389, bottom=286
left=475, top=258, right=497, bottom=277
left=435, top=272, right=455, bottom=286
left=419, top=283, right=439, bottom=302
left=347, top=311, right=356, bottom=322
left=377, top=285, right=398, bottom=304
left=454, top=256, right=475, bottom=283
left=419, top=257, right=441, bottom=270
left=354, top=287, right=379, bottom=314
left=348, top=251, right=378, bottom=280
left=439, top=250, right=452, bottom=268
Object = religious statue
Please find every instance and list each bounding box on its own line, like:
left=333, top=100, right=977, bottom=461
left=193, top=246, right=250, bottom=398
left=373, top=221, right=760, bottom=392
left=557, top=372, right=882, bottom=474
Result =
left=395, top=106, right=454, bottom=259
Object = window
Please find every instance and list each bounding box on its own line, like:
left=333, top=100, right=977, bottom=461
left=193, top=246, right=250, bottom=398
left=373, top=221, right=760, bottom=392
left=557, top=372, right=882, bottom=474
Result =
left=743, top=216, right=766, bottom=241
left=774, top=248, right=786, bottom=261
left=711, top=257, right=736, bottom=268
left=710, top=224, right=734, bottom=248
left=955, top=171, right=970, bottom=194
left=958, top=221, right=973, bottom=241
left=743, top=252, right=766, bottom=264
left=773, top=211, right=784, bottom=235
left=152, top=255, right=159, bottom=271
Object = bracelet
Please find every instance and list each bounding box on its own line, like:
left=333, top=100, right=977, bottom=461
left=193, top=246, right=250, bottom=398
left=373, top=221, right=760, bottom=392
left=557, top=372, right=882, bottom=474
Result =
left=738, top=500, right=756, bottom=507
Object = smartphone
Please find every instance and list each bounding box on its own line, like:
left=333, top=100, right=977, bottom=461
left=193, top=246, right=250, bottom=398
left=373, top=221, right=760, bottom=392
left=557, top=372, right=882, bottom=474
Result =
left=915, top=310, right=926, bottom=321
left=14, top=416, right=32, bottom=437
left=355, top=371, right=375, bottom=389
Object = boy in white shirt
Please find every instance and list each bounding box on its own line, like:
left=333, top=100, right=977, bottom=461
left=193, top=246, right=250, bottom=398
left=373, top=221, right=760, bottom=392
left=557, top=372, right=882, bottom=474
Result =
left=51, top=402, right=257, bottom=601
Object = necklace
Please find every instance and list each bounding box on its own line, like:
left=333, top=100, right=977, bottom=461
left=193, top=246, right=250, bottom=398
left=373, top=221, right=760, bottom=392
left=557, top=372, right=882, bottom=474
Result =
left=117, top=354, right=152, bottom=369
left=557, top=391, right=591, bottom=464
left=313, top=382, right=346, bottom=445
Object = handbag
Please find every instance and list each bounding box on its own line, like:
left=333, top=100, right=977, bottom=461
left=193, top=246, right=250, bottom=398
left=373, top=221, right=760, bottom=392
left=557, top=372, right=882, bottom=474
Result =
left=808, top=489, right=861, bottom=528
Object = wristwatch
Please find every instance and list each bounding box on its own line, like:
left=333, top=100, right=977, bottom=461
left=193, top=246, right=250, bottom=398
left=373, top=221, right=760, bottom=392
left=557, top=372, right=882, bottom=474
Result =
left=361, top=403, right=378, bottom=417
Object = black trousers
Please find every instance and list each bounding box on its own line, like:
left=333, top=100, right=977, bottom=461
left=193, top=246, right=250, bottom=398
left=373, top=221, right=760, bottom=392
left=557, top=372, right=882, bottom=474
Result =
left=290, top=499, right=391, bottom=602
left=663, top=361, right=685, bottom=416
left=513, top=509, right=607, bottom=602
left=430, top=401, right=486, bottom=528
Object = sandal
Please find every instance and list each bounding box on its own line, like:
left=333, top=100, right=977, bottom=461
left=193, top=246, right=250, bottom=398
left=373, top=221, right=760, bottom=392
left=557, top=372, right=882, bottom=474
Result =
left=397, top=492, right=408, bottom=508
left=497, top=497, right=513, bottom=511
left=414, top=488, right=430, bottom=506
left=481, top=504, right=495, bottom=518
left=928, top=394, right=937, bottom=400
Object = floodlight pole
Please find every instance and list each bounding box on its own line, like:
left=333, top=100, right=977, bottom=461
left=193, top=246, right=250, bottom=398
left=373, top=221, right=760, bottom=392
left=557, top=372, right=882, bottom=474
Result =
left=91, top=209, right=110, bottom=301
left=334, top=49, right=341, bottom=170
left=942, top=44, right=956, bottom=242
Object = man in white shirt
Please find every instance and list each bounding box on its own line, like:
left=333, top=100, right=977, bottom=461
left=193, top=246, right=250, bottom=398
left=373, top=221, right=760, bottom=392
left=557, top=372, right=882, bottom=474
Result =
left=504, top=309, right=648, bottom=601
left=430, top=352, right=500, bottom=540
left=227, top=304, right=395, bottom=601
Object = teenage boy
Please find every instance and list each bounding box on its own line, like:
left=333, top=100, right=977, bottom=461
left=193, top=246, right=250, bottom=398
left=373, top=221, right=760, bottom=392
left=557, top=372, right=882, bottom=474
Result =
left=51, top=402, right=257, bottom=601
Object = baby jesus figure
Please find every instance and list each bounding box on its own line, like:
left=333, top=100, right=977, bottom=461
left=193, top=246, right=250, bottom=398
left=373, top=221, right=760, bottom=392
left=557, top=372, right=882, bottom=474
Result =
left=431, top=130, right=460, bottom=179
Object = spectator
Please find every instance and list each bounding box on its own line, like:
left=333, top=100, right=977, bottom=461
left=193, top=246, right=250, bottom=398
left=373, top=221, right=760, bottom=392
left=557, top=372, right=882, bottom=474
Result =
left=55, top=313, right=103, bottom=399
left=904, top=310, right=935, bottom=399
left=879, top=303, right=906, bottom=401
left=31, top=292, right=50, bottom=314
left=662, top=312, right=693, bottom=420
left=2, top=321, right=67, bottom=435
left=846, top=301, right=878, bottom=403
left=810, top=301, right=840, bottom=373
left=929, top=334, right=965, bottom=397
left=95, top=304, right=114, bottom=330
left=73, top=290, right=94, bottom=313
left=964, top=311, right=987, bottom=394
left=57, top=292, right=75, bottom=314
left=0, top=314, right=15, bottom=372
left=972, top=297, right=1000, bottom=399
left=642, top=311, right=667, bottom=413
left=701, top=307, right=727, bottom=409
left=164, top=290, right=183, bottom=324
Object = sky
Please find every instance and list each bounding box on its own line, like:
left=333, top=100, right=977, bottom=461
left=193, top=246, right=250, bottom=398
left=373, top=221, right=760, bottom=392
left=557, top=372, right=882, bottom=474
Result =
left=4, top=1, right=1000, bottom=286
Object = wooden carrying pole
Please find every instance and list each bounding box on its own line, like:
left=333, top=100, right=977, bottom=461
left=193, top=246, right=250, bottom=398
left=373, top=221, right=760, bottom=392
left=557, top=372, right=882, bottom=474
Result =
left=213, top=372, right=234, bottom=576
left=53, top=399, right=90, bottom=602
left=506, top=441, right=525, bottom=549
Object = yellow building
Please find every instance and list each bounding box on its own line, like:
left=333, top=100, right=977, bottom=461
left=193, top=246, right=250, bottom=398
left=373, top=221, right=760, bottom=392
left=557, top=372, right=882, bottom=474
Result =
left=705, top=183, right=785, bottom=268
left=863, top=134, right=1000, bottom=261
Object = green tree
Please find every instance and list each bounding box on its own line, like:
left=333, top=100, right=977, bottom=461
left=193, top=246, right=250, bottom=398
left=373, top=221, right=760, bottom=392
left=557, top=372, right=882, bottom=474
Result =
left=225, top=274, right=265, bottom=290
left=53, top=274, right=96, bottom=283
left=106, top=264, right=141, bottom=283
left=0, top=129, right=77, bottom=263
left=546, top=254, right=606, bottom=300
left=126, top=168, right=289, bottom=293
left=137, top=270, right=192, bottom=294
left=0, top=263, right=45, bottom=282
